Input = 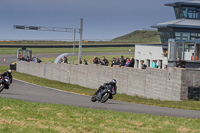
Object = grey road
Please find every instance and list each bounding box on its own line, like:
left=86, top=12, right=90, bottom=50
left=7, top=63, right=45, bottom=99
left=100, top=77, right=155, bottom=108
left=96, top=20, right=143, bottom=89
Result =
left=0, top=52, right=133, bottom=66
left=0, top=79, right=200, bottom=118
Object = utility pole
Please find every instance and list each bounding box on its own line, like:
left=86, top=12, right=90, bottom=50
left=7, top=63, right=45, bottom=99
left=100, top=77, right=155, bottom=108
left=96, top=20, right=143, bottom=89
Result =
left=78, top=18, right=83, bottom=64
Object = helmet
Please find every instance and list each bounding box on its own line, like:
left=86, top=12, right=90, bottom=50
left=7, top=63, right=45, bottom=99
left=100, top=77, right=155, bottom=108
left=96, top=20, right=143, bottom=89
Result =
left=7, top=69, right=12, bottom=74
left=112, top=79, right=117, bottom=84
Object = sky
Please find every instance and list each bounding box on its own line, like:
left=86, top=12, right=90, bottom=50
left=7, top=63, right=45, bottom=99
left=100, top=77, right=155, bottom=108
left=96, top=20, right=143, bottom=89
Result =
left=0, top=0, right=178, bottom=41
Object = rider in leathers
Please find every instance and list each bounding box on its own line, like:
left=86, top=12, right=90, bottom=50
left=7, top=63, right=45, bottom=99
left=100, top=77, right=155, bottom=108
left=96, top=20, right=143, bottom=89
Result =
left=0, top=69, right=12, bottom=84
left=96, top=79, right=117, bottom=100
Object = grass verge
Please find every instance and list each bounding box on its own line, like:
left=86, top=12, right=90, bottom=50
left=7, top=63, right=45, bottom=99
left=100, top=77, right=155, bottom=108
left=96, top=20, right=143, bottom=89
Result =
left=0, top=97, right=200, bottom=132
left=1, top=66, right=200, bottom=111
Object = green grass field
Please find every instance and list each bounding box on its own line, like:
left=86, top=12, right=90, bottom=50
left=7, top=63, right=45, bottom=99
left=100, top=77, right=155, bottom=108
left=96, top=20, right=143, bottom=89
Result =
left=0, top=47, right=134, bottom=55
left=0, top=66, right=200, bottom=132
left=1, top=97, right=200, bottom=133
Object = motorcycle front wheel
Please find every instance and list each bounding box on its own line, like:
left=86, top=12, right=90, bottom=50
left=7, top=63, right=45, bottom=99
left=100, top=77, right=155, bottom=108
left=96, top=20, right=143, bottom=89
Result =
left=0, top=84, right=5, bottom=93
left=91, top=95, right=97, bottom=102
left=101, top=93, right=110, bottom=103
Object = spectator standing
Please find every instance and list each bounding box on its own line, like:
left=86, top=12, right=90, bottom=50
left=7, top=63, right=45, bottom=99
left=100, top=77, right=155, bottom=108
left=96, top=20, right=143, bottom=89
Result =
left=59, top=58, right=63, bottom=64
left=176, top=57, right=186, bottom=68
left=116, top=57, right=120, bottom=65
left=83, top=59, right=88, bottom=65
left=191, top=53, right=197, bottom=60
left=37, top=58, right=42, bottom=63
left=93, top=56, right=99, bottom=64
left=125, top=58, right=130, bottom=67
left=120, top=56, right=126, bottom=66
left=26, top=57, right=30, bottom=62
left=33, top=56, right=37, bottom=62
left=140, top=60, right=147, bottom=69
left=129, top=57, right=135, bottom=67
left=102, top=56, right=109, bottom=66
left=152, top=60, right=157, bottom=68
left=99, top=58, right=105, bottom=65
left=64, top=56, right=68, bottom=64
left=19, top=53, right=22, bottom=58
left=111, top=57, right=116, bottom=67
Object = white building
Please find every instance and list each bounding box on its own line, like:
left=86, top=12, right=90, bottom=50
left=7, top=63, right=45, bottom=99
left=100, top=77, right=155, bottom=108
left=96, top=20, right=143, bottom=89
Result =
left=134, top=44, right=168, bottom=69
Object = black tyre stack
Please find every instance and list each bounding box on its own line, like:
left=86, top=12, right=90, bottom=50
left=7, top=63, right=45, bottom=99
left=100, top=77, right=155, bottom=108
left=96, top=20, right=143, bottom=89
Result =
left=188, top=87, right=200, bottom=100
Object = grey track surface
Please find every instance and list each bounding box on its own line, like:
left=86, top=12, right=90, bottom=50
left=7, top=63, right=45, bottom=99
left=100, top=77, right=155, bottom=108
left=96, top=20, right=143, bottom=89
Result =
left=0, top=79, right=200, bottom=118
left=0, top=52, right=133, bottom=66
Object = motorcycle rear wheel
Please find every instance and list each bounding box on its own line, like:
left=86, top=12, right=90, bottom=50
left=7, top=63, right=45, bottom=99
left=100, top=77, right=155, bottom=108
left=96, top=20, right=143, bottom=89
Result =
left=101, top=93, right=110, bottom=103
left=0, top=84, right=5, bottom=93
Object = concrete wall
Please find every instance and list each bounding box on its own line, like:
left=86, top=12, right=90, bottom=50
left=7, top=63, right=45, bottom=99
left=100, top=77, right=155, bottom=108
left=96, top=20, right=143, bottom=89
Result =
left=16, top=61, right=197, bottom=101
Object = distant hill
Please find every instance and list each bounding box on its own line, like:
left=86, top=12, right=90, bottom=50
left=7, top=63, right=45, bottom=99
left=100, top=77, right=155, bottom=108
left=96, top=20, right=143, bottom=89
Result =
left=112, top=30, right=161, bottom=44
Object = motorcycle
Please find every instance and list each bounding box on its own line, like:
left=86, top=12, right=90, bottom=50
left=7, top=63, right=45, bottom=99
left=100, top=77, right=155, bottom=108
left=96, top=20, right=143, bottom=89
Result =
left=91, top=85, right=115, bottom=103
left=0, top=76, right=11, bottom=93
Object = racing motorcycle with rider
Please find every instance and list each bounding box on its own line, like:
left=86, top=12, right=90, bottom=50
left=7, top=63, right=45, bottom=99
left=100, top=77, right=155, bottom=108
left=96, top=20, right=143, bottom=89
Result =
left=0, top=69, right=13, bottom=92
left=91, top=79, right=117, bottom=103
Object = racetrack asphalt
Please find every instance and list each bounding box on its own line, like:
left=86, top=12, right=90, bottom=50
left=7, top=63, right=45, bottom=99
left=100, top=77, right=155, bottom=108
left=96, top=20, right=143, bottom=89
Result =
left=0, top=79, right=200, bottom=119
left=0, top=52, right=133, bottom=66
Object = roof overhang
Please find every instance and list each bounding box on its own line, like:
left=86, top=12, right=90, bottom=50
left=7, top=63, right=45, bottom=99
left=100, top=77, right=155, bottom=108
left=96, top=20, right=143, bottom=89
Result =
left=151, top=18, right=200, bottom=29
left=165, top=1, right=200, bottom=7
left=151, top=24, right=200, bottom=29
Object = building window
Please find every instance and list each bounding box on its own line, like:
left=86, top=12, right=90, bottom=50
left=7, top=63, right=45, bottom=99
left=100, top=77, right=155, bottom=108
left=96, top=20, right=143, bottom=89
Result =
left=176, top=42, right=184, bottom=59
left=175, top=32, right=189, bottom=40
left=197, top=8, right=200, bottom=18
left=184, top=43, right=195, bottom=60
left=174, top=7, right=184, bottom=19
left=181, top=7, right=200, bottom=19
left=188, top=7, right=196, bottom=18
left=190, top=33, right=200, bottom=40
left=182, top=7, right=187, bottom=18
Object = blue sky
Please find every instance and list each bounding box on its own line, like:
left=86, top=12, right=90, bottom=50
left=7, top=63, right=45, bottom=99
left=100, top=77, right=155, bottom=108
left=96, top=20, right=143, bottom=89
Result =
left=0, top=0, right=178, bottom=41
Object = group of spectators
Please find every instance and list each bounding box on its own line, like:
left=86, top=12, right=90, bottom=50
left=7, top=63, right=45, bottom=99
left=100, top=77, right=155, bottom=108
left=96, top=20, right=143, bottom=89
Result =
left=140, top=60, right=168, bottom=70
left=110, top=56, right=135, bottom=67
left=92, top=56, right=109, bottom=66
left=90, top=55, right=135, bottom=67
left=20, top=56, right=42, bottom=63
left=59, top=56, right=68, bottom=64
left=140, top=57, right=186, bottom=70
left=21, top=54, right=187, bottom=70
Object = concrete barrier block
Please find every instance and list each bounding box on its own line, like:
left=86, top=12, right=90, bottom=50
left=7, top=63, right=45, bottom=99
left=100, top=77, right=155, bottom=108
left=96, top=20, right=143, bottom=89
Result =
left=18, top=61, right=200, bottom=101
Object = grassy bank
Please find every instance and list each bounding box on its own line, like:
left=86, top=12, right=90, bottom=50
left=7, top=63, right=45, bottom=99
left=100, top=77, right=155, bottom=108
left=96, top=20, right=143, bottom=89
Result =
left=0, top=97, right=200, bottom=132
left=112, top=30, right=161, bottom=44
left=1, top=66, right=200, bottom=111
left=0, top=47, right=134, bottom=55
